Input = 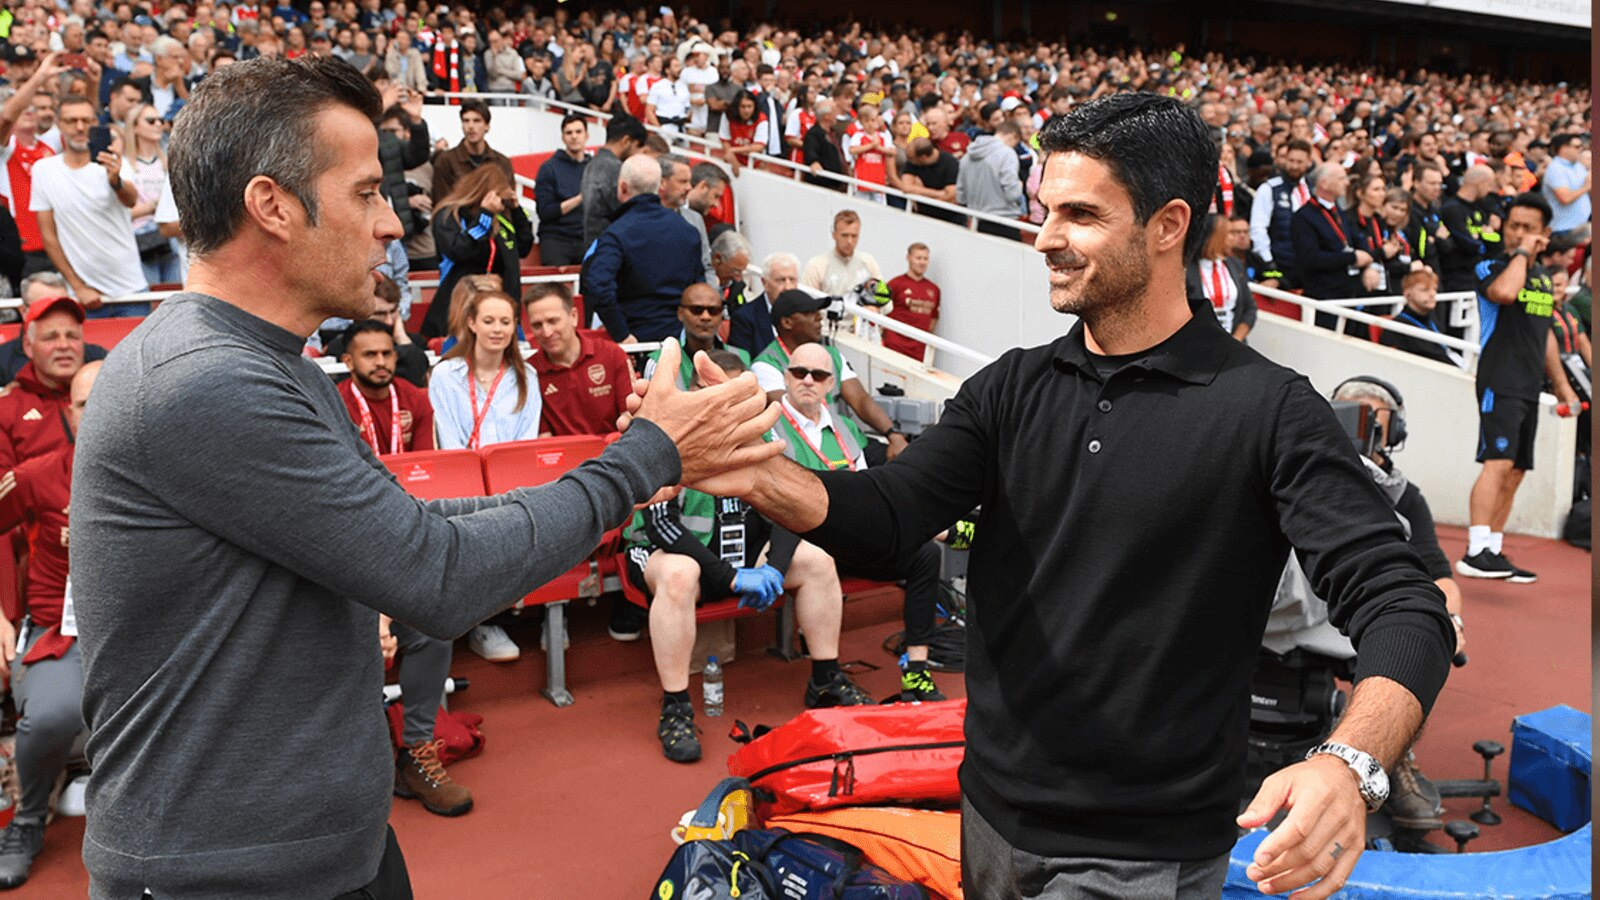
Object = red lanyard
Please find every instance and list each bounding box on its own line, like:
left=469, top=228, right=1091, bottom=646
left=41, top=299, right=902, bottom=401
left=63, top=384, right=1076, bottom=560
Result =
left=353, top=385, right=402, bottom=455
left=780, top=403, right=852, bottom=470
left=1294, top=182, right=1309, bottom=207
left=466, top=363, right=508, bottom=451
left=1217, top=165, right=1233, bottom=217
left=1316, top=203, right=1348, bottom=246
left=1207, top=260, right=1230, bottom=309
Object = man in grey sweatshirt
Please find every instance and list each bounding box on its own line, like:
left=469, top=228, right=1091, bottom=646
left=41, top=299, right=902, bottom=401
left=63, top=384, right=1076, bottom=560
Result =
left=70, top=56, right=780, bottom=900
left=956, top=121, right=1025, bottom=235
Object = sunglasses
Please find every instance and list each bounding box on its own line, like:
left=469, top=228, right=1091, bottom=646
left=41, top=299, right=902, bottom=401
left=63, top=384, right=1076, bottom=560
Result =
left=140, top=116, right=160, bottom=124
left=680, top=304, right=722, bottom=317
left=786, top=366, right=833, bottom=382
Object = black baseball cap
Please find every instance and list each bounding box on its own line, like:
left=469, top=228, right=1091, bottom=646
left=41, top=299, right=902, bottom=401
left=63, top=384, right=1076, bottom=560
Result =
left=5, top=45, right=35, bottom=64
left=770, top=290, right=830, bottom=321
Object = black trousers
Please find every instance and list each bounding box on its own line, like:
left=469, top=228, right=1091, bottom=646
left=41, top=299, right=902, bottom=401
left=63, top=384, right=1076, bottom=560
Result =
left=537, top=233, right=586, bottom=267
left=841, top=540, right=941, bottom=647
left=332, top=826, right=413, bottom=900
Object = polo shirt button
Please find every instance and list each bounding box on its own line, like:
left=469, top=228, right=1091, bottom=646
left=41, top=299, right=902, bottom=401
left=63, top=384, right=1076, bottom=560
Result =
left=1098, top=399, right=1112, bottom=413
left=1088, top=439, right=1102, bottom=453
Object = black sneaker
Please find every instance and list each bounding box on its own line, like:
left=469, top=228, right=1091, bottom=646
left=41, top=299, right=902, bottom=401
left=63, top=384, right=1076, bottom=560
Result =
left=609, top=598, right=647, bottom=642
left=1455, top=550, right=1513, bottom=579
left=0, top=820, right=44, bottom=889
left=898, top=668, right=947, bottom=703
left=658, top=701, right=701, bottom=763
left=1496, top=552, right=1538, bottom=584
left=805, top=670, right=875, bottom=708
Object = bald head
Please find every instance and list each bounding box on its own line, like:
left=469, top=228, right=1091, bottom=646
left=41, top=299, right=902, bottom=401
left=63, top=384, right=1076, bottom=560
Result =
left=68, top=359, right=101, bottom=433
left=783, top=341, right=836, bottom=419
left=618, top=153, right=662, bottom=203
left=790, top=342, right=832, bottom=370
left=1459, top=164, right=1497, bottom=199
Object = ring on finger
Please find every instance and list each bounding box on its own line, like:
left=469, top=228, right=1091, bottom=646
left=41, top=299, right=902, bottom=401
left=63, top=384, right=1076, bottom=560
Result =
left=1329, top=841, right=1345, bottom=861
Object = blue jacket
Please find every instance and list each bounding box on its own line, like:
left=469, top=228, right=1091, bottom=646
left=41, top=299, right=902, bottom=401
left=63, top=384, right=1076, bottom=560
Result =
left=728, top=292, right=775, bottom=358
left=1289, top=200, right=1360, bottom=300
left=583, top=194, right=703, bottom=342
left=534, top=150, right=587, bottom=241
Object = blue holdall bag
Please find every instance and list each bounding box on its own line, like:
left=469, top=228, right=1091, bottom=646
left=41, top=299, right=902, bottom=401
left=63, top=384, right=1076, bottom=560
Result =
left=651, top=827, right=929, bottom=900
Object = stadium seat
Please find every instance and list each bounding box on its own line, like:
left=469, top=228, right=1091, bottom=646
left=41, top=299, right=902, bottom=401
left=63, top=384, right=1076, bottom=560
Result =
left=380, top=449, right=487, bottom=500
left=480, top=436, right=611, bottom=707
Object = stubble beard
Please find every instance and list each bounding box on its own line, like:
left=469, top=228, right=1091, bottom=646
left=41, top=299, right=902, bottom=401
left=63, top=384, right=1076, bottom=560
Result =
left=1047, top=230, right=1153, bottom=327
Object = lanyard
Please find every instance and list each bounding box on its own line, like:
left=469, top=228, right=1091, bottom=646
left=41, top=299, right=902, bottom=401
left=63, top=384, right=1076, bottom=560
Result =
left=1361, top=214, right=1382, bottom=250
left=353, top=385, right=403, bottom=455
left=1207, top=260, right=1230, bottom=309
left=779, top=404, right=852, bottom=470
left=1293, top=182, right=1309, bottom=207
left=1316, top=203, right=1348, bottom=247
left=466, top=363, right=508, bottom=451
left=1397, top=311, right=1438, bottom=333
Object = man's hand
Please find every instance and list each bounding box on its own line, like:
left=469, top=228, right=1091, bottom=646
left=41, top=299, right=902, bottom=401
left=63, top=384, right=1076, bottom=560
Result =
left=1435, top=223, right=1450, bottom=240
left=731, top=565, right=784, bottom=610
left=76, top=285, right=104, bottom=311
left=408, top=193, right=433, bottom=213
left=481, top=191, right=505, bottom=214
left=378, top=80, right=401, bottom=110
left=1353, top=250, right=1373, bottom=269
left=378, top=614, right=397, bottom=663
left=886, top=432, right=909, bottom=459
left=97, top=149, right=123, bottom=184
left=633, top=339, right=784, bottom=485
left=1519, top=233, right=1549, bottom=256
left=433, top=137, right=450, bottom=152
left=0, top=616, right=15, bottom=681
left=1237, top=754, right=1367, bottom=899
left=401, top=87, right=425, bottom=121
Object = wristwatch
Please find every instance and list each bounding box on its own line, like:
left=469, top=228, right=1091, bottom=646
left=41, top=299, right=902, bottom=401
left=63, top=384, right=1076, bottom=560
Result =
left=1509, top=248, right=1531, bottom=261
left=1306, top=742, right=1389, bottom=812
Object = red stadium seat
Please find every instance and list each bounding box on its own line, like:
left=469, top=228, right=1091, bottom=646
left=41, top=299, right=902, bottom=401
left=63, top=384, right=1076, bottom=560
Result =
left=380, top=449, right=487, bottom=500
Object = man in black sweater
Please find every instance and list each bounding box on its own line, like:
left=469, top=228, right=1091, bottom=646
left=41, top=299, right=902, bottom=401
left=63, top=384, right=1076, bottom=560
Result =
left=655, top=95, right=1453, bottom=899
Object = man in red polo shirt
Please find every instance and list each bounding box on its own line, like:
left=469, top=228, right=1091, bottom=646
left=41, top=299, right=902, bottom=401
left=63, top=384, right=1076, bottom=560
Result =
left=884, top=243, right=941, bottom=364
left=0, top=295, right=84, bottom=469
left=525, top=282, right=633, bottom=437
left=0, top=359, right=98, bottom=888
left=335, top=320, right=434, bottom=455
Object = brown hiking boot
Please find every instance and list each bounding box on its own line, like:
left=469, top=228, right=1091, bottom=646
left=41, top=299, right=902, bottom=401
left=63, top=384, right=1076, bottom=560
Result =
left=394, top=739, right=473, bottom=817
left=1383, top=752, right=1443, bottom=830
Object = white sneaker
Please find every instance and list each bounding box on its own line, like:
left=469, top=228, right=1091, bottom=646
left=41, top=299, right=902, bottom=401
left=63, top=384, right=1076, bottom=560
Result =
left=468, top=624, right=520, bottom=662
left=56, top=774, right=89, bottom=817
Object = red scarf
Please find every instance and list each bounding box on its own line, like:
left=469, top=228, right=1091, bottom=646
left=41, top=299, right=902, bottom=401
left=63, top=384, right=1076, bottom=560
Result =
left=432, top=40, right=460, bottom=95
left=1217, top=164, right=1234, bottom=217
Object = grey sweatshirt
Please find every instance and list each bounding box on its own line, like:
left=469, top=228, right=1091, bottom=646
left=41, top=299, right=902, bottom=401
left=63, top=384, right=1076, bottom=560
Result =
left=71, top=294, right=680, bottom=899
left=956, top=134, right=1023, bottom=218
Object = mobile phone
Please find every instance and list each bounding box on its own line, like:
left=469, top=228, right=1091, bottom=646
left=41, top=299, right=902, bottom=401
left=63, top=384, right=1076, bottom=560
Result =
left=88, top=125, right=112, bottom=159
left=59, top=53, right=88, bottom=71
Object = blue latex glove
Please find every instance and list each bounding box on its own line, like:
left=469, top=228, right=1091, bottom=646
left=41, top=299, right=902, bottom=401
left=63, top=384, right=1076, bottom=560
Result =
left=732, top=565, right=785, bottom=610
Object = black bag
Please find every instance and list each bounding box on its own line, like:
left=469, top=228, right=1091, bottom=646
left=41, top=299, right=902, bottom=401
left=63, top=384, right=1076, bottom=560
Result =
left=1564, top=496, right=1590, bottom=550
left=135, top=228, right=172, bottom=261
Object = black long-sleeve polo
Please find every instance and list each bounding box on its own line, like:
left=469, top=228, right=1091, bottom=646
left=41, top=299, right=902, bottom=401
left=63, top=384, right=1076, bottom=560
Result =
left=804, top=304, right=1454, bottom=862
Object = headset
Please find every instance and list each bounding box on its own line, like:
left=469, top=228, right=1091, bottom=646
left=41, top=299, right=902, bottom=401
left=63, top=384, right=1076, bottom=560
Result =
left=1333, top=375, right=1407, bottom=450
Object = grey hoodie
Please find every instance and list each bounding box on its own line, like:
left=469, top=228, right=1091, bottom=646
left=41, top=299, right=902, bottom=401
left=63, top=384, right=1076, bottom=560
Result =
left=956, top=134, right=1024, bottom=218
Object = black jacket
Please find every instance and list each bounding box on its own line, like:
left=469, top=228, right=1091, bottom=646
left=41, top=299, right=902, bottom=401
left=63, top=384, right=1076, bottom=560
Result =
left=1379, top=309, right=1461, bottom=369
left=378, top=118, right=431, bottom=239
left=1290, top=200, right=1361, bottom=300
left=802, top=125, right=847, bottom=193
left=422, top=204, right=534, bottom=339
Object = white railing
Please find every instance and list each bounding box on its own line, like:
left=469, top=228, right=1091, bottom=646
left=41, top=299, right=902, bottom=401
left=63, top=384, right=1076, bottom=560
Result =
left=1250, top=282, right=1479, bottom=367
left=437, top=91, right=1040, bottom=238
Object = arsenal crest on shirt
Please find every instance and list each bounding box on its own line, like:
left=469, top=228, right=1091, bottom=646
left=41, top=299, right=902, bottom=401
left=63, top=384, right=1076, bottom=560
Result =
left=588, top=364, right=607, bottom=385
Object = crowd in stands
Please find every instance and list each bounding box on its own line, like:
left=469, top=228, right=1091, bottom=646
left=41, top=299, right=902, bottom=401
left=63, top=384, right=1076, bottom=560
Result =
left=0, top=0, right=1583, bottom=890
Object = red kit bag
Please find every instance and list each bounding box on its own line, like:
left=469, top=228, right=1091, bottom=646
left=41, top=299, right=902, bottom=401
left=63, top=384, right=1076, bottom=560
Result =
left=727, top=699, right=965, bottom=818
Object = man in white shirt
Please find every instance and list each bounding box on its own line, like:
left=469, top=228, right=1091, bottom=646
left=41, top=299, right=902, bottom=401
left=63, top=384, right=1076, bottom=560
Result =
left=645, top=55, right=692, bottom=136
left=30, top=94, right=60, bottom=153
left=801, top=209, right=880, bottom=295
left=30, top=96, right=147, bottom=317
left=679, top=42, right=720, bottom=136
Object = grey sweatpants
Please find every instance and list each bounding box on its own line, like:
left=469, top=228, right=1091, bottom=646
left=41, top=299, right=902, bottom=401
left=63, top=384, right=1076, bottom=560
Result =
left=13, top=635, right=85, bottom=824
left=390, top=622, right=452, bottom=747
left=961, top=796, right=1231, bottom=900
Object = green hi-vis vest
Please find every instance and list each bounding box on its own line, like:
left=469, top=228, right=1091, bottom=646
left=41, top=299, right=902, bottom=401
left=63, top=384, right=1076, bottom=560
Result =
left=648, top=341, right=750, bottom=390
left=769, top=404, right=866, bottom=471
left=754, top=340, right=846, bottom=405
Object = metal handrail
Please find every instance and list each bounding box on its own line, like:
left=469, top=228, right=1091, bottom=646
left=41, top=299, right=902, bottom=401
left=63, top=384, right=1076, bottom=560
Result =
left=1250, top=282, right=1478, bottom=364
left=435, top=91, right=1040, bottom=236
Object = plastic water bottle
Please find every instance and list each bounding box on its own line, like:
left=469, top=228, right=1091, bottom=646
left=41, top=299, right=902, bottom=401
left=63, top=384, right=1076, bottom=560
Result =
left=703, top=655, right=724, bottom=717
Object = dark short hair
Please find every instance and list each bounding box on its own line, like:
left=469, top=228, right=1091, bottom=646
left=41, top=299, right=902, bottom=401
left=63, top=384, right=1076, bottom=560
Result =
left=1284, top=139, right=1313, bottom=156
left=1506, top=191, right=1553, bottom=227
left=524, top=281, right=574, bottom=310
left=169, top=56, right=381, bottom=256
left=690, top=161, right=726, bottom=188
left=342, top=317, right=394, bottom=349
left=1550, top=133, right=1583, bottom=153
left=111, top=75, right=140, bottom=95
left=1037, top=92, right=1217, bottom=263
left=706, top=349, right=746, bottom=373
left=605, top=113, right=647, bottom=145
left=559, top=112, right=587, bottom=132
left=58, top=93, right=93, bottom=114
left=373, top=273, right=401, bottom=304
left=378, top=103, right=408, bottom=126
left=459, top=98, right=490, bottom=123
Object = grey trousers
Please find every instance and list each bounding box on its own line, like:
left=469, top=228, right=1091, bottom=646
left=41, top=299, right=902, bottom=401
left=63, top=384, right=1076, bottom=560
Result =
left=13, top=636, right=85, bottom=824
left=390, top=622, right=452, bottom=747
left=961, top=797, right=1231, bottom=900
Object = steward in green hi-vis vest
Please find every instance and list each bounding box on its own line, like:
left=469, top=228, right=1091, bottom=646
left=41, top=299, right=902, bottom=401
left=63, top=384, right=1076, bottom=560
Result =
left=767, top=399, right=867, bottom=472
left=753, top=338, right=847, bottom=405
left=622, top=488, right=799, bottom=600
left=644, top=334, right=750, bottom=390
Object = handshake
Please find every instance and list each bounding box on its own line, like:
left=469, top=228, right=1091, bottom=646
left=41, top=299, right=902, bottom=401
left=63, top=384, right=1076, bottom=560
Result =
left=731, top=565, right=785, bottom=610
